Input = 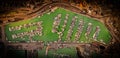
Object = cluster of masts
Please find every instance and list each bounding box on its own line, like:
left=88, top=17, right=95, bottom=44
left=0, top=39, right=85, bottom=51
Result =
left=75, top=20, right=84, bottom=41
left=51, top=13, right=101, bottom=42
left=8, top=13, right=101, bottom=43
left=9, top=21, right=42, bottom=31
left=52, top=14, right=62, bottom=33
left=67, top=16, right=77, bottom=41
left=10, top=21, right=43, bottom=39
